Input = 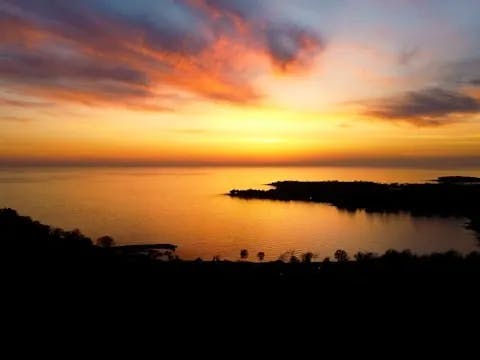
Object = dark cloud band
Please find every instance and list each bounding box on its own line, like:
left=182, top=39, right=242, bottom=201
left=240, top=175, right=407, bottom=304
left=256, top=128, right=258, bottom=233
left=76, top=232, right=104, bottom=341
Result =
left=365, top=88, right=480, bottom=126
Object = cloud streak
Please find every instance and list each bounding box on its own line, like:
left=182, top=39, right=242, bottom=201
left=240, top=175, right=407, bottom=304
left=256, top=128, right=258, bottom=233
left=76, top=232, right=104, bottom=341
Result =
left=0, top=96, right=51, bottom=107
left=365, top=88, right=480, bottom=126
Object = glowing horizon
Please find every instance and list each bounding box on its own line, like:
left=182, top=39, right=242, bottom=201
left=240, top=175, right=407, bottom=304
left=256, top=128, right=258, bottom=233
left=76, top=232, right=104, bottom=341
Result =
left=1, top=0, right=480, bottom=167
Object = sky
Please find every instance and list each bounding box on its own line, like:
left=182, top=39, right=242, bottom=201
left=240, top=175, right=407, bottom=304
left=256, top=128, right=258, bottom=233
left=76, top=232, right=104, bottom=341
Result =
left=1, top=0, right=480, bottom=167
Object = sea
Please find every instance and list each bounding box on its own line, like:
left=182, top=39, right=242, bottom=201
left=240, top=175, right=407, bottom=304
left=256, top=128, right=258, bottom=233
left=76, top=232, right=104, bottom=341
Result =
left=1, top=166, right=479, bottom=260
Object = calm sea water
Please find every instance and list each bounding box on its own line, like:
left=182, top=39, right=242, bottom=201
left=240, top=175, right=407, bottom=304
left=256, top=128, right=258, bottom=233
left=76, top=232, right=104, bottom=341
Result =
left=1, top=166, right=479, bottom=260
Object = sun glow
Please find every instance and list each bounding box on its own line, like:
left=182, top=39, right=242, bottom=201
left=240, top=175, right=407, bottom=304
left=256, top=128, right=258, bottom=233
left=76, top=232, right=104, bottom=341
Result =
left=1, top=0, right=480, bottom=166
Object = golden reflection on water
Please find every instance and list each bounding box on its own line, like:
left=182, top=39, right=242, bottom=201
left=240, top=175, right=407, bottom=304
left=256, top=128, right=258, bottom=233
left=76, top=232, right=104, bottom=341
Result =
left=0, top=166, right=479, bottom=260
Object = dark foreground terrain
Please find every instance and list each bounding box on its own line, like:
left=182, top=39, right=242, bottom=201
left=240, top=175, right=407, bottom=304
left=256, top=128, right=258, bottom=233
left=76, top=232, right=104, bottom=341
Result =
left=3, top=205, right=480, bottom=338
left=3, top=207, right=480, bottom=299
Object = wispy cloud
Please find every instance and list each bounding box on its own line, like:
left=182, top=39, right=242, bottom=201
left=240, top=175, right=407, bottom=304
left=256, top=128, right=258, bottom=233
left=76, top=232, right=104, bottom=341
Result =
left=0, top=96, right=51, bottom=107
left=398, top=46, right=419, bottom=66
left=0, top=115, right=31, bottom=122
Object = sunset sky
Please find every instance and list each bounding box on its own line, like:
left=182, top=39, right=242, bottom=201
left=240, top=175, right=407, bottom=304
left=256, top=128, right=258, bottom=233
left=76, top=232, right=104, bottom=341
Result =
left=1, top=0, right=480, bottom=166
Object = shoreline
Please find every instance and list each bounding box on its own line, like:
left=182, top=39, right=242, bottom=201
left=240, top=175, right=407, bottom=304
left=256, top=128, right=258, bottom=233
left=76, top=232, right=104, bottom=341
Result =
left=229, top=177, right=480, bottom=239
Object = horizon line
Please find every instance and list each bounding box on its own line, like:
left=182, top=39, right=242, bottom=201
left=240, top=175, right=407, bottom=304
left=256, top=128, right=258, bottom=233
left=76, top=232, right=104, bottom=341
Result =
left=1, top=157, right=479, bottom=169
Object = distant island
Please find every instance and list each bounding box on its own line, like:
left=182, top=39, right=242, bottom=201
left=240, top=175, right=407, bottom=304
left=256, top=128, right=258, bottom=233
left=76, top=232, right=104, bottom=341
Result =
left=434, top=176, right=480, bottom=184
left=229, top=176, right=480, bottom=238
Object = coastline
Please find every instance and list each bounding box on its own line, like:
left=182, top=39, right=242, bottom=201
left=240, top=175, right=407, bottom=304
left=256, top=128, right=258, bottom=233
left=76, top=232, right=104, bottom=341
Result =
left=229, top=178, right=480, bottom=239
left=3, top=206, right=480, bottom=291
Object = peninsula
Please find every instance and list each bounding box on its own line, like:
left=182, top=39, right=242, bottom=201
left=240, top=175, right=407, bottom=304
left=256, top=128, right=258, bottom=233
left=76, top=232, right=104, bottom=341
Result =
left=229, top=177, right=480, bottom=237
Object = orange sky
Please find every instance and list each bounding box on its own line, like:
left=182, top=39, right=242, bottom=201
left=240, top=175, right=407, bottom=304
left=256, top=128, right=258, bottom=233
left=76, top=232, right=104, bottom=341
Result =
left=1, top=0, right=480, bottom=166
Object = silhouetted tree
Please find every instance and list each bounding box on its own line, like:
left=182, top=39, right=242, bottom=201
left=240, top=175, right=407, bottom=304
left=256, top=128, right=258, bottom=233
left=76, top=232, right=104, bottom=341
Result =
left=96, top=235, right=115, bottom=248
left=301, top=252, right=315, bottom=263
left=334, top=249, right=349, bottom=262
left=257, top=252, right=265, bottom=262
left=290, top=255, right=300, bottom=263
left=240, top=249, right=249, bottom=260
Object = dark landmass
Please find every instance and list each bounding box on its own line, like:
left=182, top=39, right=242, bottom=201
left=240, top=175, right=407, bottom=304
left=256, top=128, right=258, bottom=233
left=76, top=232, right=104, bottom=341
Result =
left=4, top=205, right=480, bottom=332
left=435, top=176, right=480, bottom=184
left=229, top=176, right=480, bottom=238
left=3, top=207, right=480, bottom=297
left=3, top=207, right=478, bottom=340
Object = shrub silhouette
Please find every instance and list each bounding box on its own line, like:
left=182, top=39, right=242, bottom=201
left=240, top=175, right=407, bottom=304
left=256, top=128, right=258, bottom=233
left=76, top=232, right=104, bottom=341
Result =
left=96, top=236, right=115, bottom=248
left=257, top=252, right=265, bottom=262
left=354, top=252, right=377, bottom=262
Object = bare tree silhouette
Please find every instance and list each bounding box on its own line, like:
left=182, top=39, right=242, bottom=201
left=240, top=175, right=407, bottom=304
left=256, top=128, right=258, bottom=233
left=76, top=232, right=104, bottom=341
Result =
left=334, top=249, right=349, bottom=262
